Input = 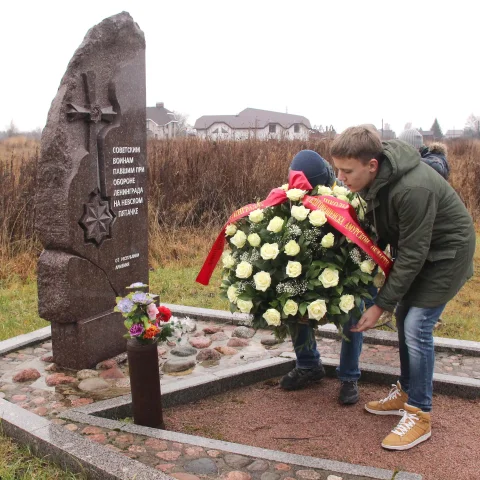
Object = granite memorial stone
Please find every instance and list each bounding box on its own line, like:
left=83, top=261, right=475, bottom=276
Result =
left=36, top=12, right=148, bottom=369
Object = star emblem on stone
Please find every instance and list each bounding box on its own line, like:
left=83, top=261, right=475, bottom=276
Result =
left=79, top=190, right=115, bottom=245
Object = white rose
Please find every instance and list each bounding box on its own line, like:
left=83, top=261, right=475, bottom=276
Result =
left=237, top=299, right=253, bottom=314
left=222, top=253, right=235, bottom=269
left=280, top=183, right=289, bottom=191
left=283, top=299, right=299, bottom=316
left=286, top=261, right=302, bottom=278
left=337, top=194, right=349, bottom=202
left=247, top=233, right=261, bottom=247
left=307, top=299, right=327, bottom=320
left=309, top=210, right=327, bottom=227
left=263, top=308, right=281, bottom=326
left=360, top=259, right=376, bottom=274
left=227, top=285, right=239, bottom=303
left=230, top=230, right=247, bottom=248
left=373, top=271, right=385, bottom=288
left=351, top=197, right=360, bottom=208
left=321, top=232, right=335, bottom=248
left=235, top=261, right=253, bottom=279
left=333, top=185, right=349, bottom=196
left=286, top=188, right=306, bottom=201
left=319, top=268, right=339, bottom=288
left=291, top=205, right=310, bottom=221
left=267, top=216, right=284, bottom=233
left=249, top=209, right=264, bottom=223
left=260, top=243, right=279, bottom=260
left=339, top=294, right=355, bottom=313
left=254, top=271, right=272, bottom=292
left=317, top=186, right=333, bottom=195
left=225, top=224, right=237, bottom=236
left=284, top=240, right=300, bottom=256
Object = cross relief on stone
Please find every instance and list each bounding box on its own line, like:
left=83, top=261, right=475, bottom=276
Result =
left=68, top=71, right=117, bottom=246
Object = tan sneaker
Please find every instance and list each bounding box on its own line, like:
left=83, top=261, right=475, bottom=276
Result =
left=365, top=381, right=408, bottom=415
left=381, top=403, right=431, bottom=450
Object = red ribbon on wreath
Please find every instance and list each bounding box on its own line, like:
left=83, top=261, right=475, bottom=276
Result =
left=195, top=170, right=392, bottom=285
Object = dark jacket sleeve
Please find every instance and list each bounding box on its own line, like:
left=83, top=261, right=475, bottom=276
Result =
left=374, top=187, right=438, bottom=312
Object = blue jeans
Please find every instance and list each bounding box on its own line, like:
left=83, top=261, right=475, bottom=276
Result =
left=290, top=313, right=363, bottom=381
left=396, top=303, right=446, bottom=412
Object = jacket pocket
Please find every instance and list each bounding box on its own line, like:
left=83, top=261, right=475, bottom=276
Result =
left=426, top=249, right=457, bottom=262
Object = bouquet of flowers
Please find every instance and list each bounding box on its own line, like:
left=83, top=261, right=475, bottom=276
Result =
left=114, top=282, right=174, bottom=344
left=219, top=182, right=385, bottom=340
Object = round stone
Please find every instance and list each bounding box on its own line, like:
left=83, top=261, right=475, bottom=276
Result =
left=162, top=358, right=196, bottom=373
left=224, top=454, right=252, bottom=469
left=40, top=354, right=54, bottom=363
left=45, top=373, right=76, bottom=386
left=156, top=464, right=175, bottom=472
left=171, top=346, right=198, bottom=357
left=172, top=474, right=201, bottom=480
left=184, top=446, right=205, bottom=457
left=13, top=368, right=41, bottom=382
left=232, top=326, right=255, bottom=338
left=156, top=450, right=181, bottom=461
left=99, top=368, right=125, bottom=379
left=227, top=338, right=249, bottom=347
left=77, top=369, right=99, bottom=380
left=211, top=332, right=229, bottom=341
left=196, top=349, right=221, bottom=361
left=71, top=398, right=94, bottom=407
left=184, top=458, right=219, bottom=474
left=296, top=470, right=321, bottom=480
left=327, top=476, right=344, bottom=480
left=145, top=438, right=168, bottom=450
left=78, top=377, right=110, bottom=392
left=214, top=346, right=238, bottom=355
left=246, top=459, right=269, bottom=472
left=203, top=325, right=223, bottom=334
left=189, top=336, right=212, bottom=349
left=64, top=424, right=78, bottom=431
left=223, top=472, right=252, bottom=480
left=81, top=426, right=103, bottom=435
left=261, top=473, right=280, bottom=480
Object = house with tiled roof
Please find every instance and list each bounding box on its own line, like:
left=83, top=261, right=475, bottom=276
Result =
left=445, top=129, right=464, bottom=139
left=194, top=108, right=311, bottom=140
left=146, top=103, right=178, bottom=139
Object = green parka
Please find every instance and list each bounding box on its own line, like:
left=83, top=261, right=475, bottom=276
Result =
left=362, top=140, right=475, bottom=312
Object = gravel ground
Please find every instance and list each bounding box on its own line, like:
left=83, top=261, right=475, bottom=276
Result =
left=165, top=377, right=480, bottom=480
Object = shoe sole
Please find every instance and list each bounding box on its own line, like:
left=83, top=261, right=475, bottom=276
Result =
left=381, top=431, right=431, bottom=450
left=364, top=405, right=404, bottom=416
left=280, top=376, right=325, bottom=391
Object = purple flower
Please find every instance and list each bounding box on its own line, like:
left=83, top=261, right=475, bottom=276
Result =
left=132, top=292, right=153, bottom=305
left=129, top=323, right=144, bottom=337
left=117, top=298, right=135, bottom=314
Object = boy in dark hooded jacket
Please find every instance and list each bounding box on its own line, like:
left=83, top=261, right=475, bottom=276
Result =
left=331, top=125, right=475, bottom=451
left=398, top=128, right=450, bottom=180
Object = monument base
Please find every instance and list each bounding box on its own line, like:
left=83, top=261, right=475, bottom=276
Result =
left=51, top=311, right=126, bottom=370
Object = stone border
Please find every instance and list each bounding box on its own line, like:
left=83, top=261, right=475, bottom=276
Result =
left=61, top=360, right=422, bottom=480
left=0, top=398, right=171, bottom=480
left=0, top=326, right=51, bottom=356
left=2, top=306, right=480, bottom=358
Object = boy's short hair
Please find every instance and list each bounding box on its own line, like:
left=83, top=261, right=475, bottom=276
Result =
left=331, top=125, right=383, bottom=164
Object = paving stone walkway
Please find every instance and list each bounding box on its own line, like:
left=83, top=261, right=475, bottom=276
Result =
left=1, top=319, right=479, bottom=479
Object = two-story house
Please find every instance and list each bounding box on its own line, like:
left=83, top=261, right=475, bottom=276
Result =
left=146, top=103, right=178, bottom=139
left=194, top=108, right=311, bottom=140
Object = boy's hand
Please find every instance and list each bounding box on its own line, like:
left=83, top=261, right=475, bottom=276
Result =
left=351, top=305, right=384, bottom=332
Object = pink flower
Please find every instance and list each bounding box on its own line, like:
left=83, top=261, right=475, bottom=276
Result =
left=147, top=303, right=159, bottom=321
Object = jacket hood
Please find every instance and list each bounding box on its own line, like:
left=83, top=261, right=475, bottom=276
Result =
left=364, top=140, right=420, bottom=200
left=428, top=142, right=447, bottom=156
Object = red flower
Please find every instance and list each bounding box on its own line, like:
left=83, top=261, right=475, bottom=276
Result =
left=156, top=306, right=172, bottom=323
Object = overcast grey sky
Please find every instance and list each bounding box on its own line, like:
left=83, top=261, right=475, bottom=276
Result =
left=1, top=0, right=477, bottom=135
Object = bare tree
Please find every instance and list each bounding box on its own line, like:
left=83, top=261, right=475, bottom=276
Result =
left=6, top=120, right=19, bottom=138
left=464, top=114, right=480, bottom=137
left=173, top=111, right=190, bottom=136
